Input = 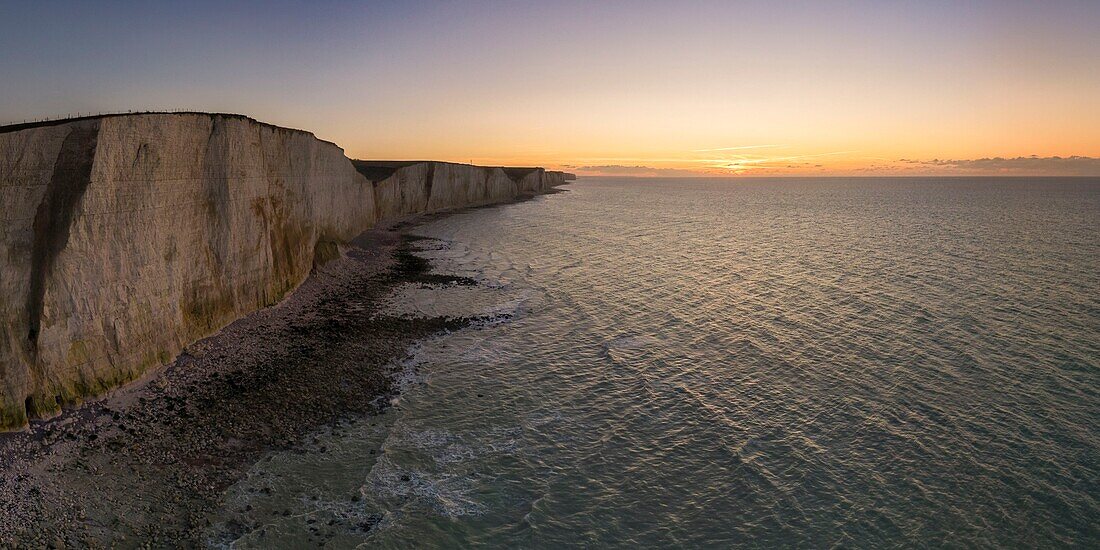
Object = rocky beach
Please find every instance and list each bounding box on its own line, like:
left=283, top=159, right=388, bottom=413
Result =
left=0, top=214, right=523, bottom=547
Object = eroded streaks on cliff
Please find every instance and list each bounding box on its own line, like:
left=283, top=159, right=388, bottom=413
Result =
left=422, top=162, right=436, bottom=210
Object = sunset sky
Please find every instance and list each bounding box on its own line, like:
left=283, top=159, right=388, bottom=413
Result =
left=2, top=0, right=1099, bottom=176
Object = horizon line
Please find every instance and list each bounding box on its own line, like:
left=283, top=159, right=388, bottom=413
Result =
left=570, top=174, right=1100, bottom=179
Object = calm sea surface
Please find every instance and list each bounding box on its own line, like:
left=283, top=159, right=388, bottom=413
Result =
left=217, top=178, right=1099, bottom=548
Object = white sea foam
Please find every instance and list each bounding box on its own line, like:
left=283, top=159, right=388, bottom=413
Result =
left=367, top=456, right=487, bottom=518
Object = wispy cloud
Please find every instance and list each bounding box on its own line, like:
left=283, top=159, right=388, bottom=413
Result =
left=714, top=150, right=857, bottom=172
left=691, top=144, right=785, bottom=153
left=570, top=157, right=721, bottom=163
left=569, top=165, right=715, bottom=177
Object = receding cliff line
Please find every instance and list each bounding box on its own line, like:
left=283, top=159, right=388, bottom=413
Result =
left=0, top=112, right=567, bottom=429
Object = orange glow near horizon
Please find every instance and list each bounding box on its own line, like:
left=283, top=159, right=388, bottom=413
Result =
left=323, top=65, right=1100, bottom=176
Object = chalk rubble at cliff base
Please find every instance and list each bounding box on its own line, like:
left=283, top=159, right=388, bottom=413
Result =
left=0, top=226, right=508, bottom=545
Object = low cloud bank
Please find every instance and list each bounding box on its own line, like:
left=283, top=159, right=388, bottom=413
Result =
left=566, top=164, right=712, bottom=177
left=897, top=156, right=1100, bottom=176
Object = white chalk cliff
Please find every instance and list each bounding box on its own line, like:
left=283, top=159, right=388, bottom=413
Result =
left=0, top=113, right=565, bottom=429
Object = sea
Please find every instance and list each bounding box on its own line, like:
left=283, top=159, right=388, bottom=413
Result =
left=213, top=177, right=1099, bottom=548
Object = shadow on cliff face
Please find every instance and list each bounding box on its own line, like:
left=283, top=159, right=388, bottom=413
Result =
left=0, top=229, right=491, bottom=546
left=22, top=123, right=99, bottom=397
left=350, top=160, right=541, bottom=186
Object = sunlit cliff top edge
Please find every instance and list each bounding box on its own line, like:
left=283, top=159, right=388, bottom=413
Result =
left=1, top=111, right=320, bottom=139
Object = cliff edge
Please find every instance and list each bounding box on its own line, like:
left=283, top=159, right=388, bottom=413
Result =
left=0, top=112, right=566, bottom=429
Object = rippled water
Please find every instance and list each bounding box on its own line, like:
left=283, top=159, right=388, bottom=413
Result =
left=222, top=178, right=1099, bottom=547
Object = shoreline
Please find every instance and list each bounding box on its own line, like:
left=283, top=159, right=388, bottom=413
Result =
left=0, top=194, right=546, bottom=545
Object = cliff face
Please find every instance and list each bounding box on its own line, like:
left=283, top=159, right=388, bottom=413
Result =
left=355, top=161, right=565, bottom=220
left=0, top=113, right=565, bottom=429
